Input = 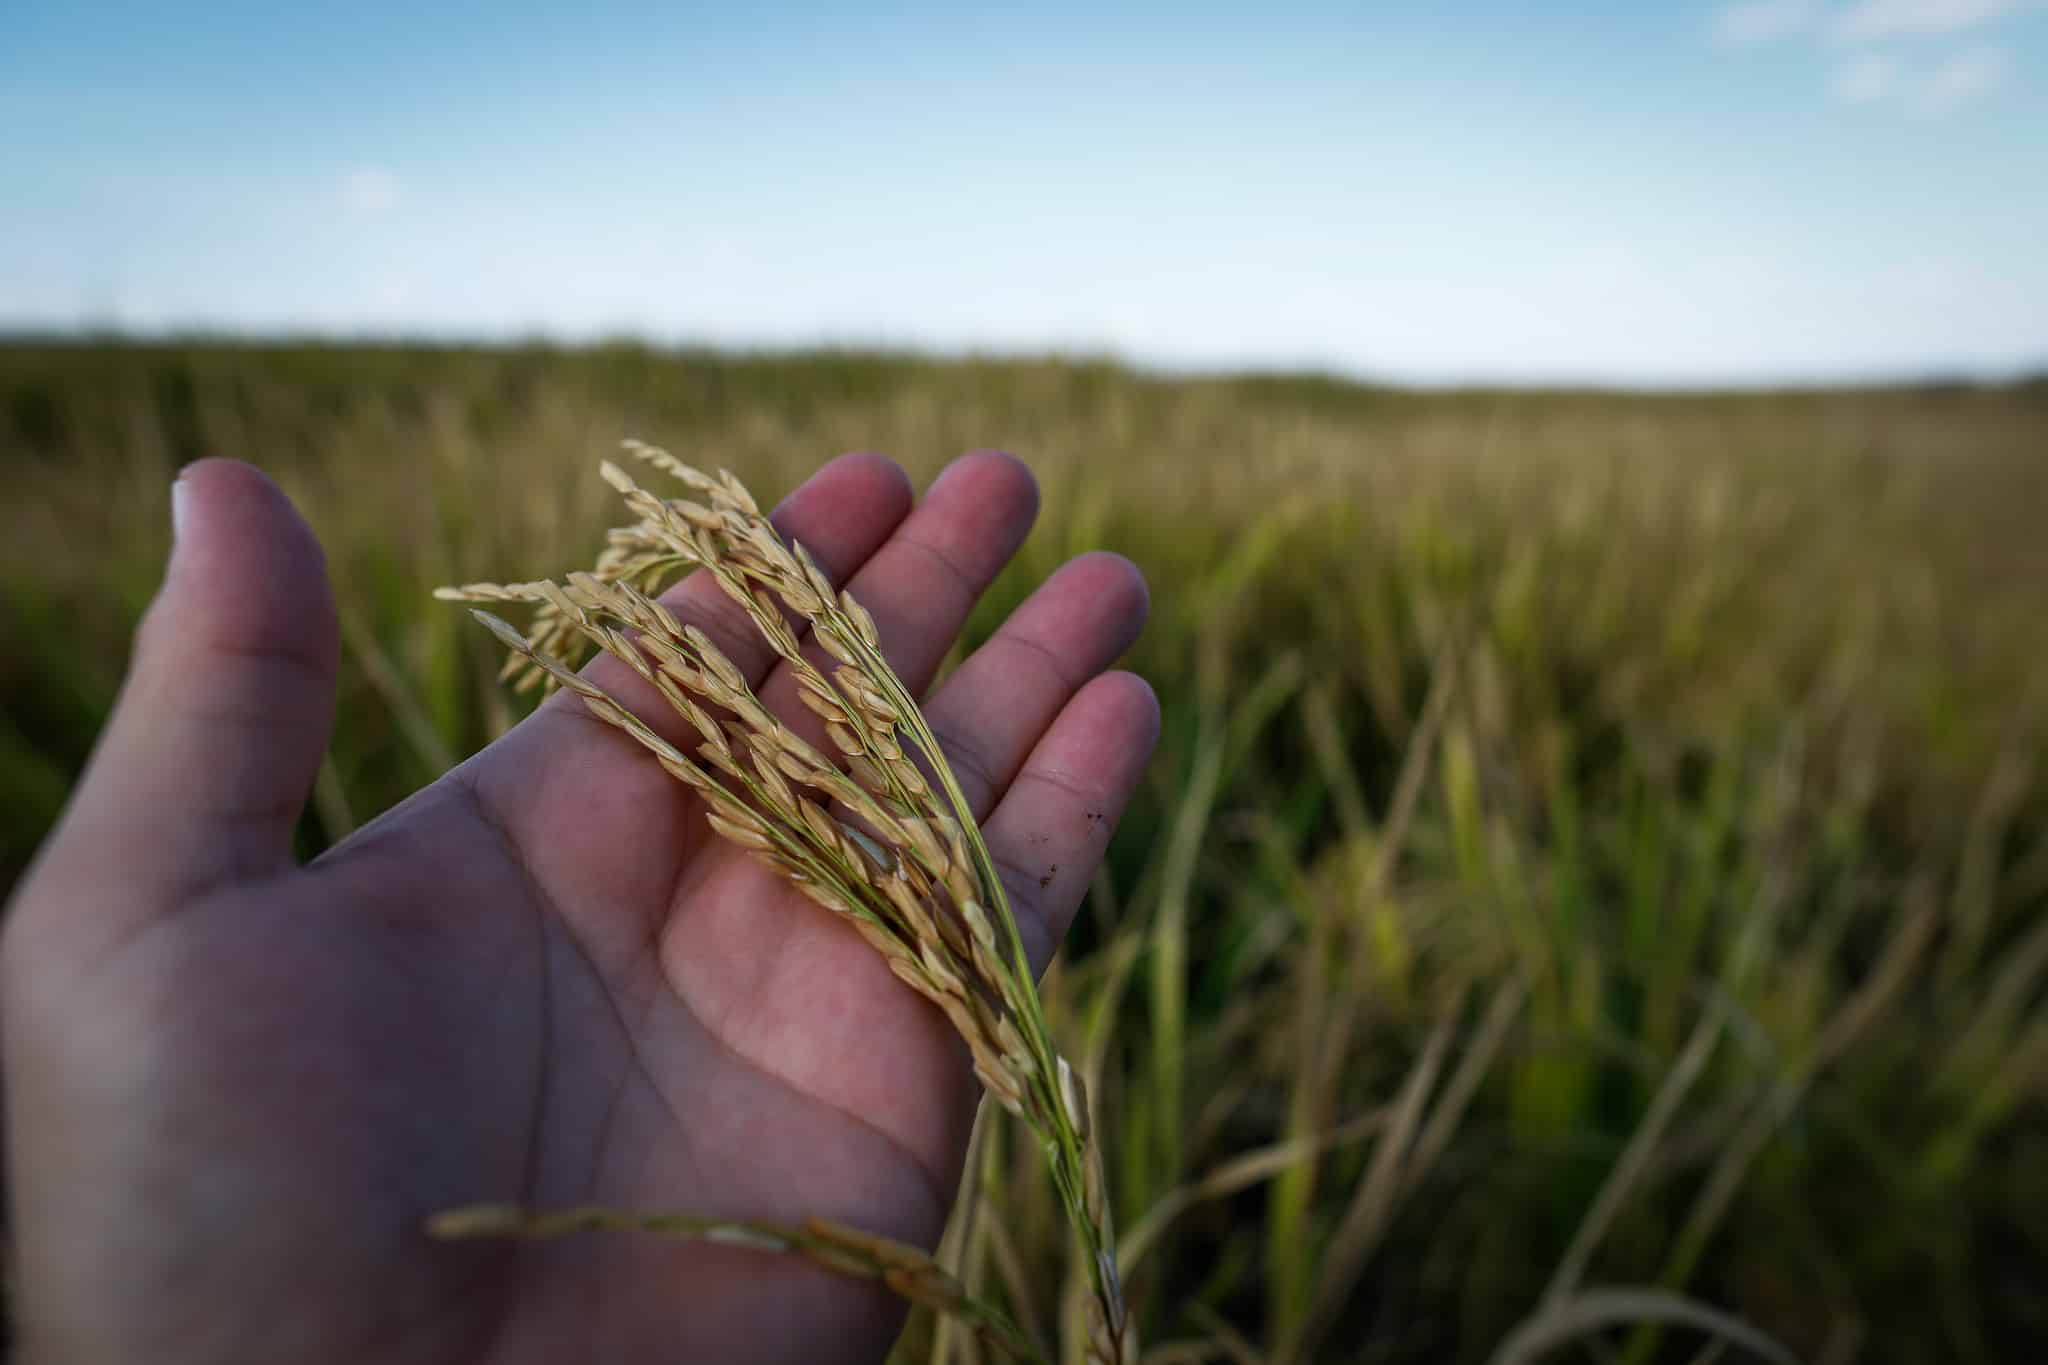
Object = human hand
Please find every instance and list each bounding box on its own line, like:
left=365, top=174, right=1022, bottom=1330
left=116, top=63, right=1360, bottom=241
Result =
left=2, top=452, right=1156, bottom=1362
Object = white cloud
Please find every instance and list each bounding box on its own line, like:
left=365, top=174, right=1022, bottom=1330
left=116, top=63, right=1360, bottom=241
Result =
left=1714, top=0, right=2037, bottom=109
left=1832, top=0, right=2024, bottom=41
left=1715, top=0, right=1821, bottom=43
left=1830, top=53, right=1902, bottom=100
left=1911, top=45, right=2010, bottom=111
left=337, top=166, right=401, bottom=218
left=1830, top=46, right=2013, bottom=113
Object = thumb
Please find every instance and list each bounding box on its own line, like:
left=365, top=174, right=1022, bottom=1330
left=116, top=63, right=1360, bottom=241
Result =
left=27, top=460, right=338, bottom=945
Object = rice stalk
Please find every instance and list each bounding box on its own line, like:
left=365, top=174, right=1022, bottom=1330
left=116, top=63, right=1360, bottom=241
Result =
left=430, top=443, right=1130, bottom=1364
left=427, top=1204, right=1045, bottom=1364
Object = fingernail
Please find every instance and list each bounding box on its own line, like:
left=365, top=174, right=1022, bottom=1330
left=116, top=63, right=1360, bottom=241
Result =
left=171, top=476, right=191, bottom=546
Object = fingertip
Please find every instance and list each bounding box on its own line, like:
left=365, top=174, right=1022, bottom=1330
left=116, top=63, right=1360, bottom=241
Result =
left=1114, top=554, right=1151, bottom=622
left=1065, top=671, right=1162, bottom=798
left=1033, top=670, right=1162, bottom=789
left=767, top=451, right=916, bottom=581
left=1017, top=553, right=1148, bottom=672
left=1095, top=669, right=1162, bottom=753
left=1068, top=551, right=1150, bottom=631
left=810, top=450, right=915, bottom=521
left=177, top=455, right=275, bottom=491
left=173, top=458, right=325, bottom=565
left=901, top=451, right=1041, bottom=584
left=157, top=459, right=335, bottom=671
left=937, top=449, right=1040, bottom=521
left=982, top=667, right=1163, bottom=972
left=175, top=457, right=294, bottom=511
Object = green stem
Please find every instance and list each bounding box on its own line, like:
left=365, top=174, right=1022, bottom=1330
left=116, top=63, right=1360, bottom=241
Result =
left=851, top=631, right=1124, bottom=1351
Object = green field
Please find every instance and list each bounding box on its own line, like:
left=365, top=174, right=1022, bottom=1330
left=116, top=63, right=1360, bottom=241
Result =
left=4, top=341, right=2046, bottom=1362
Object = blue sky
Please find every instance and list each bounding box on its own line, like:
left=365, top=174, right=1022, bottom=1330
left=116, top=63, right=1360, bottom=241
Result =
left=3, top=1, right=2045, bottom=385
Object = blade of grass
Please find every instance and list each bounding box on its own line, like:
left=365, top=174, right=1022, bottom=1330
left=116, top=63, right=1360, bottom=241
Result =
left=1490, top=1289, right=1798, bottom=1365
left=1119, top=1107, right=1389, bottom=1274
left=1291, top=985, right=1466, bottom=1363
left=1149, top=726, right=1225, bottom=1201
left=339, top=604, right=457, bottom=776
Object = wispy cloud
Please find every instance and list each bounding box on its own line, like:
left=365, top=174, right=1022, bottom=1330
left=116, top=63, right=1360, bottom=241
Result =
left=1826, top=45, right=2011, bottom=111
left=1830, top=52, right=1902, bottom=99
left=1911, top=45, right=2010, bottom=110
left=1717, top=0, right=2031, bottom=111
left=338, top=166, right=401, bottom=218
left=1715, top=0, right=1821, bottom=44
left=1833, top=0, right=2025, bottom=41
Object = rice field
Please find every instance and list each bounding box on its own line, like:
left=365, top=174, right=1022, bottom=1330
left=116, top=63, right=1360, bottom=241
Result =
left=3, top=340, right=2045, bottom=1362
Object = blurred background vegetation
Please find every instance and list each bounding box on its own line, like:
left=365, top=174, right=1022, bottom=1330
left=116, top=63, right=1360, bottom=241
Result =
left=4, top=340, right=2045, bottom=1362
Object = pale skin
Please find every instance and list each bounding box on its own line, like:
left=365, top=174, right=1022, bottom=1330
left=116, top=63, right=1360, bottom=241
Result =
left=2, top=451, right=1158, bottom=1362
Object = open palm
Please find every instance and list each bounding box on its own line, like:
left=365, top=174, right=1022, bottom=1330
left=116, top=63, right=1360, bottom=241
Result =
left=3, top=452, right=1156, bottom=1364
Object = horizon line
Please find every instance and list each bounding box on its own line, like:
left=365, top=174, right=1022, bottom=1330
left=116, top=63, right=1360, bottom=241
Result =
left=4, top=323, right=2045, bottom=397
